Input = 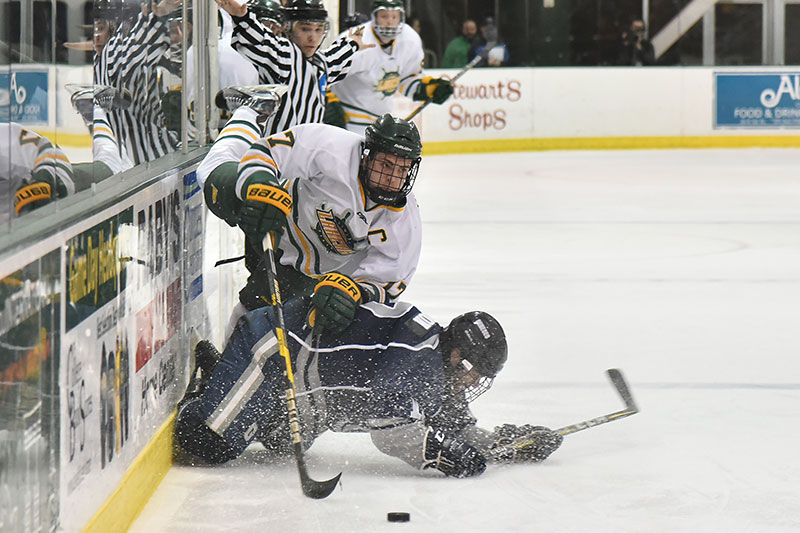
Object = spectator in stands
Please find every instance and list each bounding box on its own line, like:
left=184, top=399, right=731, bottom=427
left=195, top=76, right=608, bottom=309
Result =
left=468, top=17, right=509, bottom=67
left=408, top=15, right=437, bottom=67
left=442, top=19, right=478, bottom=68
left=618, top=19, right=655, bottom=66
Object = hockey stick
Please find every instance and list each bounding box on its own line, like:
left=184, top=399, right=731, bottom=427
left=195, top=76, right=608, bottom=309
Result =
left=555, top=368, right=638, bottom=436
left=487, top=368, right=639, bottom=460
left=260, top=233, right=342, bottom=499
left=405, top=53, right=483, bottom=121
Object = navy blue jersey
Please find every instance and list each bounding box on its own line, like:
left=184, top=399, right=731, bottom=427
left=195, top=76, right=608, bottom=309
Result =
left=186, top=295, right=448, bottom=456
left=285, top=298, right=445, bottom=434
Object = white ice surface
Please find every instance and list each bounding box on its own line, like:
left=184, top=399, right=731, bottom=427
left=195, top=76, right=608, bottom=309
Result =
left=132, top=148, right=800, bottom=532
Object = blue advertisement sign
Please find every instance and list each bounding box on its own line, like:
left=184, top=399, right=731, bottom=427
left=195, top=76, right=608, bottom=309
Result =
left=0, top=71, right=49, bottom=123
left=715, top=73, right=800, bottom=128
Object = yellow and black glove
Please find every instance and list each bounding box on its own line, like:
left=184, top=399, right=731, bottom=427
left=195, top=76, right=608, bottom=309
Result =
left=238, top=172, right=292, bottom=240
left=13, top=169, right=66, bottom=216
left=307, top=272, right=362, bottom=333
left=413, top=77, right=454, bottom=105
left=14, top=181, right=53, bottom=215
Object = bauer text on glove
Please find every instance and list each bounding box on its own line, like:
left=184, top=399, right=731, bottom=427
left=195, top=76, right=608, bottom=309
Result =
left=238, top=172, right=292, bottom=239
left=307, top=272, right=363, bottom=333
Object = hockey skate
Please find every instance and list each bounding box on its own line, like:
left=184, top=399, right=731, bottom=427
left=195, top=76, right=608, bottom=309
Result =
left=66, top=84, right=132, bottom=126
left=214, top=84, right=288, bottom=118
left=178, top=339, right=222, bottom=411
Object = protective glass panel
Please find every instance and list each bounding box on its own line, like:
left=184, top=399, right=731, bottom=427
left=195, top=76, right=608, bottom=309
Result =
left=89, top=0, right=185, bottom=182
left=786, top=4, right=800, bottom=65
left=715, top=3, right=763, bottom=65
left=380, top=0, right=786, bottom=67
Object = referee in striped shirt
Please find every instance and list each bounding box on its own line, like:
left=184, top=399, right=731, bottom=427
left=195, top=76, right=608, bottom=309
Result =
left=94, top=1, right=180, bottom=166
left=216, top=0, right=373, bottom=136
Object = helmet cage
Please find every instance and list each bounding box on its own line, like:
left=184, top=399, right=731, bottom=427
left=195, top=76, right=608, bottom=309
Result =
left=358, top=147, right=419, bottom=206
left=371, top=6, right=405, bottom=40
left=441, top=311, right=508, bottom=403
left=456, top=358, right=495, bottom=402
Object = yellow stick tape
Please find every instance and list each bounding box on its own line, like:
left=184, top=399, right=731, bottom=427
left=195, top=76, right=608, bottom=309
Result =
left=422, top=135, right=800, bottom=155
left=83, top=411, right=176, bottom=533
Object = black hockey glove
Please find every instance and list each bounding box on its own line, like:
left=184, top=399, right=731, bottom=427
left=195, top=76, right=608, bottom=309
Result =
left=322, top=90, right=347, bottom=129
left=413, top=77, right=454, bottom=105
left=422, top=427, right=486, bottom=478
left=489, top=424, right=563, bottom=463
left=238, top=172, right=292, bottom=240
left=308, top=272, right=362, bottom=333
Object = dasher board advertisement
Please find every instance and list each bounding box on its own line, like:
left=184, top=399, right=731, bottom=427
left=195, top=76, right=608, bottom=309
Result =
left=715, top=73, right=800, bottom=128
left=58, top=174, right=190, bottom=531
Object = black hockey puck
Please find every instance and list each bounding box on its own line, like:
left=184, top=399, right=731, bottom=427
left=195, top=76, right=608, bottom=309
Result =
left=387, top=512, right=410, bottom=522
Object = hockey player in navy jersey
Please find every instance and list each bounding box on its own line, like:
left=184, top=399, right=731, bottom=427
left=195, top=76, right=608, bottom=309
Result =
left=174, top=296, right=563, bottom=477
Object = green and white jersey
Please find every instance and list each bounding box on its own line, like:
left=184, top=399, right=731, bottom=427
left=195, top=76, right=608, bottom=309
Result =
left=238, top=122, right=421, bottom=303
left=330, top=22, right=425, bottom=134
left=1, top=122, right=74, bottom=223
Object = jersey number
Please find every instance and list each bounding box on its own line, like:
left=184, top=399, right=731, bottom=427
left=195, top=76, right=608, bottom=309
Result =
left=266, top=130, right=295, bottom=148
left=18, top=128, right=40, bottom=146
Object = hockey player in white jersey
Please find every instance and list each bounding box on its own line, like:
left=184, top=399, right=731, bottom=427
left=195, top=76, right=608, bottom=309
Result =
left=1, top=122, right=75, bottom=223
left=328, top=0, right=455, bottom=134
left=200, top=94, right=423, bottom=334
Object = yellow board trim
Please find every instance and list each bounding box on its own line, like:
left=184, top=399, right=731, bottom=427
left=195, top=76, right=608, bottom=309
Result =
left=83, top=411, right=176, bottom=533
left=422, top=135, right=800, bottom=155
left=33, top=130, right=93, bottom=148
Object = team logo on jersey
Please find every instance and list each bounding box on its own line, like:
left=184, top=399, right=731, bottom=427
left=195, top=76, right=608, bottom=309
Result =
left=375, top=70, right=402, bottom=97
left=314, top=207, right=366, bottom=255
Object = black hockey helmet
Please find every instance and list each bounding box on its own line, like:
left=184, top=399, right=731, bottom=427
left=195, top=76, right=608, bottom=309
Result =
left=371, top=0, right=405, bottom=40
left=359, top=114, right=422, bottom=206
left=282, top=0, right=328, bottom=24
left=248, top=0, right=283, bottom=27
left=281, top=0, right=329, bottom=50
left=440, top=311, right=508, bottom=402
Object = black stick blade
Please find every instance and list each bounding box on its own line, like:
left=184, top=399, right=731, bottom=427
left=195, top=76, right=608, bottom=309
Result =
left=295, top=446, right=342, bottom=499
left=606, top=368, right=638, bottom=412
left=301, top=471, right=342, bottom=500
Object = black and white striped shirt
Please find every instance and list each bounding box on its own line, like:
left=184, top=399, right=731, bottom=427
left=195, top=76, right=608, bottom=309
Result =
left=230, top=12, right=359, bottom=135
left=94, top=12, right=178, bottom=166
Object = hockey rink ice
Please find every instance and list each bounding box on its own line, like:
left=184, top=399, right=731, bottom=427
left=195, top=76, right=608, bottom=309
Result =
left=132, top=148, right=800, bottom=532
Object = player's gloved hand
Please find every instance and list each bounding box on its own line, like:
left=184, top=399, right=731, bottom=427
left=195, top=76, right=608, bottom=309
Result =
left=422, top=427, right=486, bottom=478
left=413, top=77, right=454, bottom=105
left=14, top=170, right=62, bottom=215
left=322, top=90, right=347, bottom=129
left=489, top=424, right=563, bottom=463
left=307, top=272, right=362, bottom=333
left=238, top=172, right=292, bottom=239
